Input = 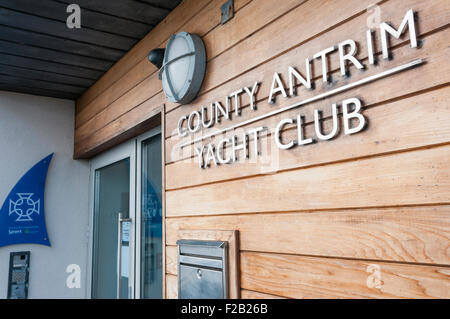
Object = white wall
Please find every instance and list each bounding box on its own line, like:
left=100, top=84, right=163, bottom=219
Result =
left=0, top=91, right=90, bottom=298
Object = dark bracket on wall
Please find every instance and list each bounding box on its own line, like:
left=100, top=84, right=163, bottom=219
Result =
left=221, top=0, right=234, bottom=24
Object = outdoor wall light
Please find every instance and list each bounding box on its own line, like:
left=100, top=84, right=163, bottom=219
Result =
left=148, top=32, right=206, bottom=105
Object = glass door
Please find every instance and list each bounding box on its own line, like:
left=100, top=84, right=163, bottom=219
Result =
left=89, top=140, right=136, bottom=299
left=88, top=126, right=163, bottom=299
left=136, top=127, right=163, bottom=299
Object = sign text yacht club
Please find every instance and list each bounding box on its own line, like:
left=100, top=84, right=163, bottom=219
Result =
left=176, top=9, right=422, bottom=169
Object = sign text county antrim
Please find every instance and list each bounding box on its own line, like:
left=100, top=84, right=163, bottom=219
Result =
left=176, top=9, right=423, bottom=169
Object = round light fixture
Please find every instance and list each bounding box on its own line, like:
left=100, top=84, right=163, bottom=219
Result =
left=157, top=32, right=206, bottom=105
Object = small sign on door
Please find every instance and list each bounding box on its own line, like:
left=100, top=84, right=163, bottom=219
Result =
left=122, top=221, right=130, bottom=243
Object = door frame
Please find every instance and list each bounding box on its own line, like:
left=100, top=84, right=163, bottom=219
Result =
left=86, top=125, right=162, bottom=299
left=134, top=126, right=162, bottom=299
left=86, top=139, right=137, bottom=299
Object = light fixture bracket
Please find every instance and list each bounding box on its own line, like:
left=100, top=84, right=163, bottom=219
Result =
left=221, top=0, right=234, bottom=24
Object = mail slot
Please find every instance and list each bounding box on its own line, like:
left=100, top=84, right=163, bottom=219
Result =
left=177, top=239, right=228, bottom=299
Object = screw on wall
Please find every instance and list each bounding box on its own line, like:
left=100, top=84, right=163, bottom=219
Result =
left=221, top=0, right=234, bottom=25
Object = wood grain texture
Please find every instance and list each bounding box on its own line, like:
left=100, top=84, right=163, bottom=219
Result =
left=75, top=0, right=251, bottom=128
left=75, top=94, right=164, bottom=158
left=75, top=0, right=393, bottom=157
left=165, top=206, right=450, bottom=265
left=166, top=83, right=450, bottom=189
left=166, top=145, right=450, bottom=217
left=157, top=0, right=302, bottom=104
left=74, top=0, right=296, bottom=155
left=240, top=290, right=287, bottom=299
left=240, top=252, right=450, bottom=299
left=166, top=245, right=178, bottom=276
left=165, top=0, right=449, bottom=130
left=160, top=0, right=450, bottom=299
left=203, top=0, right=304, bottom=63
left=74, top=0, right=450, bottom=158
left=190, top=0, right=380, bottom=111
left=165, top=24, right=450, bottom=163
left=75, top=0, right=211, bottom=111
left=65, top=0, right=450, bottom=299
left=166, top=274, right=178, bottom=299
left=75, top=73, right=162, bottom=143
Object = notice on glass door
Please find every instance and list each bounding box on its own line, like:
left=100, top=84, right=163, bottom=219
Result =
left=122, top=221, right=130, bottom=243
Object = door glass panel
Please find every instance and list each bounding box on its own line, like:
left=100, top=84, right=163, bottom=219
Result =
left=92, top=159, right=130, bottom=299
left=140, top=134, right=162, bottom=298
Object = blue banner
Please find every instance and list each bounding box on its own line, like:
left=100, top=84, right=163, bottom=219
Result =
left=0, top=154, right=53, bottom=247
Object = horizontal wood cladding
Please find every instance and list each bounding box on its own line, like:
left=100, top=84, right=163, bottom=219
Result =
left=76, top=0, right=250, bottom=127
left=240, top=290, right=287, bottom=299
left=166, top=145, right=450, bottom=217
left=166, top=246, right=178, bottom=276
left=164, top=0, right=449, bottom=138
left=75, top=0, right=211, bottom=112
left=72, top=0, right=450, bottom=298
left=166, top=274, right=178, bottom=299
left=165, top=206, right=450, bottom=265
left=165, top=19, right=450, bottom=165
left=166, top=83, right=450, bottom=189
left=74, top=0, right=255, bottom=157
left=74, top=0, right=396, bottom=158
left=165, top=0, right=381, bottom=113
left=165, top=249, right=450, bottom=298
left=74, top=0, right=450, bottom=159
left=160, top=0, right=449, bottom=299
left=75, top=104, right=162, bottom=158
left=240, top=252, right=450, bottom=299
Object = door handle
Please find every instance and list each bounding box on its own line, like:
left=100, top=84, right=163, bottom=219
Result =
left=117, top=212, right=132, bottom=299
left=119, top=212, right=132, bottom=223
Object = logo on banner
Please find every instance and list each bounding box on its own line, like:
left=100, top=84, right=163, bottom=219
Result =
left=9, top=193, right=40, bottom=222
left=0, top=153, right=53, bottom=247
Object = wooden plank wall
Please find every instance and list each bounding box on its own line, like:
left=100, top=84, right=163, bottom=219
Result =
left=75, top=0, right=450, bottom=298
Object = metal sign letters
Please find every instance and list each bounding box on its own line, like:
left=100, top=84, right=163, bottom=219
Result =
left=176, top=9, right=423, bottom=169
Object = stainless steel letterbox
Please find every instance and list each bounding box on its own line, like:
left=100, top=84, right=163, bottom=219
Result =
left=177, top=240, right=228, bottom=299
